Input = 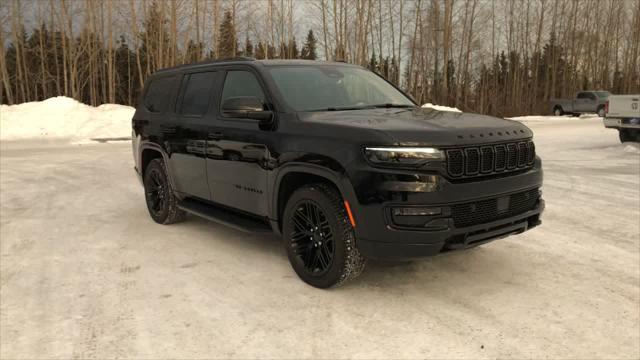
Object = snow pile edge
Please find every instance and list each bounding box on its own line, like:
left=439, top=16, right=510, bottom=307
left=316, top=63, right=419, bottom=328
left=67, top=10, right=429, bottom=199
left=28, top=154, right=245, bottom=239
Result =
left=0, top=96, right=135, bottom=143
left=421, top=103, right=462, bottom=113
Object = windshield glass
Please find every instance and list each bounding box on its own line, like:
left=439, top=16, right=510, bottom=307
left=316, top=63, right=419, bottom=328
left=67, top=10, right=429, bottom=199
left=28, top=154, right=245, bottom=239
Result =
left=595, top=91, right=610, bottom=99
left=267, top=65, right=415, bottom=111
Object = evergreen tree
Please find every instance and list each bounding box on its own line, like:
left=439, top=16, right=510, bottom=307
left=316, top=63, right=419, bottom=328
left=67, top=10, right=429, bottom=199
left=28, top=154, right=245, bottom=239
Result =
left=254, top=41, right=266, bottom=59
left=115, top=35, right=138, bottom=104
left=216, top=10, right=237, bottom=59
left=244, top=37, right=254, bottom=58
left=289, top=37, right=299, bottom=59
left=267, top=43, right=276, bottom=59
left=368, top=52, right=378, bottom=73
left=301, top=30, right=317, bottom=60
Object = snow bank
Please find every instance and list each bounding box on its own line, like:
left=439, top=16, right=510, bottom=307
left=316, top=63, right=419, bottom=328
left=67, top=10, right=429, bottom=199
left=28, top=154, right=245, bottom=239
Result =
left=0, top=96, right=135, bottom=143
left=421, top=103, right=462, bottom=113
left=508, top=114, right=601, bottom=122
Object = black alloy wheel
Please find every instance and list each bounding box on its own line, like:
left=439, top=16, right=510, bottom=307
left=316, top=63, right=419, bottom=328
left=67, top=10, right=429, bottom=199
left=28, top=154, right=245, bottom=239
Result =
left=283, top=183, right=366, bottom=288
left=143, top=158, right=185, bottom=224
left=145, top=167, right=166, bottom=216
left=290, top=200, right=335, bottom=276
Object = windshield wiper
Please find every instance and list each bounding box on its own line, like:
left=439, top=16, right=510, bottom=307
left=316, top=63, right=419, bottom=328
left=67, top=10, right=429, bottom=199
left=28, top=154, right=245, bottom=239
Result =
left=307, top=106, right=369, bottom=112
left=370, top=103, right=416, bottom=108
left=307, top=104, right=415, bottom=112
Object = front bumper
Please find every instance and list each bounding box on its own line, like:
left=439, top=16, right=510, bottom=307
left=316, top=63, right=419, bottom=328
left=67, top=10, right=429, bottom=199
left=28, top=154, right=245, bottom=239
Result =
left=357, top=199, right=543, bottom=260
left=349, top=159, right=544, bottom=260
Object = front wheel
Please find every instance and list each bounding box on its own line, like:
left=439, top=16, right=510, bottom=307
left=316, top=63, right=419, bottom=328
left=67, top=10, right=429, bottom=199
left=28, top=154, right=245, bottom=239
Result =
left=553, top=107, right=563, bottom=116
left=282, top=183, right=366, bottom=288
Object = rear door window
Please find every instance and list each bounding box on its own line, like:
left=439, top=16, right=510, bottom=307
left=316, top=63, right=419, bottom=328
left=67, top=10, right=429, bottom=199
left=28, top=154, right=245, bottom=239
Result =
left=144, top=76, right=176, bottom=113
left=179, top=72, right=217, bottom=116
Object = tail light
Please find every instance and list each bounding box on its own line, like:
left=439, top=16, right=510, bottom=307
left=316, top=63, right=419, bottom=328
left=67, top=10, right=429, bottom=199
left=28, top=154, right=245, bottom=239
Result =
left=605, top=100, right=609, bottom=114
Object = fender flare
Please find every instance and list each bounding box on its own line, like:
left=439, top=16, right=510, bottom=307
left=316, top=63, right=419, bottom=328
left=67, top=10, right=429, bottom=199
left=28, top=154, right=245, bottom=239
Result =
left=270, top=163, right=359, bottom=223
left=139, top=141, right=178, bottom=190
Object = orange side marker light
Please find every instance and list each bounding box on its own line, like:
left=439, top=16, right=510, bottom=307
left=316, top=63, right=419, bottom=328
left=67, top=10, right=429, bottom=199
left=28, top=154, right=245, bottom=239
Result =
left=344, top=200, right=356, bottom=228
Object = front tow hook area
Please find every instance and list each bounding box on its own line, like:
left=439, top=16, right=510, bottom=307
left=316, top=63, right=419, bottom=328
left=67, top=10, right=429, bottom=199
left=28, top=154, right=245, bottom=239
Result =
left=445, top=220, right=528, bottom=250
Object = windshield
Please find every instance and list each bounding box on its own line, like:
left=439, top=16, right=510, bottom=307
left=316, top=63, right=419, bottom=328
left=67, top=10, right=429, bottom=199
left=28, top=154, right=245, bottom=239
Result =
left=267, top=65, right=415, bottom=111
left=595, top=91, right=610, bottom=99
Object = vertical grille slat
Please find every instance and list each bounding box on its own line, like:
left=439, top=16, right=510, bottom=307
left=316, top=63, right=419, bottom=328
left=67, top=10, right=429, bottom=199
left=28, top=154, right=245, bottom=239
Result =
left=446, top=149, right=465, bottom=177
left=526, top=142, right=536, bottom=164
left=465, top=148, right=480, bottom=175
left=506, top=143, right=518, bottom=169
left=517, top=142, right=527, bottom=167
left=480, top=146, right=494, bottom=173
left=446, top=140, right=535, bottom=179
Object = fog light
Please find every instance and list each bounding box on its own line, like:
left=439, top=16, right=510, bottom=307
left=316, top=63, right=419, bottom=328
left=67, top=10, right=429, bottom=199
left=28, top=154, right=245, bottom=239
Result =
left=392, top=207, right=442, bottom=216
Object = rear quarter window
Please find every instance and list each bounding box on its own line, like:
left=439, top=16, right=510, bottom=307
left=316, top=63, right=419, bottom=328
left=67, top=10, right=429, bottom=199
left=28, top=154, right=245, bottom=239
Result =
left=143, top=76, right=176, bottom=113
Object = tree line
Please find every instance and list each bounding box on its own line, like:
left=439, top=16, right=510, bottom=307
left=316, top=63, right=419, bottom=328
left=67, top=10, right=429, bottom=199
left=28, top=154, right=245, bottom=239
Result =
left=1, top=0, right=639, bottom=117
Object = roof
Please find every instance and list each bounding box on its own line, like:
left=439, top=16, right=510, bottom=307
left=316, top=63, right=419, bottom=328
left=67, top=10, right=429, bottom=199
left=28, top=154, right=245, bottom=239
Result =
left=153, top=58, right=358, bottom=75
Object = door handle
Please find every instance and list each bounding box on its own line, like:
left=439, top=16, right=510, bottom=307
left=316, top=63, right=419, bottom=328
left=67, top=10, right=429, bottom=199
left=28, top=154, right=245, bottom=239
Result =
left=160, top=125, right=177, bottom=134
left=208, top=132, right=223, bottom=140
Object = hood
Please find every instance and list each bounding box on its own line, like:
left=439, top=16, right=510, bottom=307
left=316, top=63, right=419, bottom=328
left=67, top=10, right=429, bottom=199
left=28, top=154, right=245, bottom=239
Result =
left=298, top=108, right=533, bottom=146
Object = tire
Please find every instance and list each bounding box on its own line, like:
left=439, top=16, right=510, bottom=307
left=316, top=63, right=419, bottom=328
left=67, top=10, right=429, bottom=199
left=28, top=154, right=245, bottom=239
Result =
left=619, top=129, right=631, bottom=143
left=282, top=183, right=366, bottom=288
left=620, top=129, right=640, bottom=143
left=553, top=107, right=563, bottom=116
left=571, top=112, right=580, bottom=117
left=143, top=158, right=186, bottom=224
left=597, top=106, right=606, bottom=117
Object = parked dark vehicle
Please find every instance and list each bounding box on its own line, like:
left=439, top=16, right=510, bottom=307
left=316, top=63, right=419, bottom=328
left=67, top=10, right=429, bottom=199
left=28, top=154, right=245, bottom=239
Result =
left=132, top=58, right=544, bottom=288
left=551, top=91, right=610, bottom=117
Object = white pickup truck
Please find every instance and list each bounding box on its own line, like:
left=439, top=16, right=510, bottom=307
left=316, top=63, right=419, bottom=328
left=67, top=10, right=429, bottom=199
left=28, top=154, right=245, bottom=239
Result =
left=604, top=95, right=640, bottom=142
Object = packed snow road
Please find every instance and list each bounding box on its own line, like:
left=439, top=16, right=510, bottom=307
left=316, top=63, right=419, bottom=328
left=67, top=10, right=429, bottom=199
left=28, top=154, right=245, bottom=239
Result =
left=1, top=116, right=638, bottom=359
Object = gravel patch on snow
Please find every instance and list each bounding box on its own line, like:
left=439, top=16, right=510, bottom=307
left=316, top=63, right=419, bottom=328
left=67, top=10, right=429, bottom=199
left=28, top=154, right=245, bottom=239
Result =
left=0, top=96, right=134, bottom=144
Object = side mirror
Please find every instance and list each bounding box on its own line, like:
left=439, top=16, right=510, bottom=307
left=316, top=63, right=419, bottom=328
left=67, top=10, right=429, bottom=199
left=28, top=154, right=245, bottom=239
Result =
left=222, top=96, right=273, bottom=125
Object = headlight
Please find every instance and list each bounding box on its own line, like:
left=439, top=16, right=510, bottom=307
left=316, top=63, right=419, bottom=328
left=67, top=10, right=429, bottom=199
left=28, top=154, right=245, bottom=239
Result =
left=364, top=147, right=444, bottom=166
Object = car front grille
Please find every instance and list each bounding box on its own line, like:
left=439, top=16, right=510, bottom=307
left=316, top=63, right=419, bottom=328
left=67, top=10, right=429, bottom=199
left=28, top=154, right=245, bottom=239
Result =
left=451, top=188, right=540, bottom=227
left=446, top=140, right=535, bottom=179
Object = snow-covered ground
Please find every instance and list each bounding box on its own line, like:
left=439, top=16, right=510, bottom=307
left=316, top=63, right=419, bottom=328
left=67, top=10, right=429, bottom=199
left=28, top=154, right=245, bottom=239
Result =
left=0, top=97, right=134, bottom=143
left=0, top=107, right=639, bottom=358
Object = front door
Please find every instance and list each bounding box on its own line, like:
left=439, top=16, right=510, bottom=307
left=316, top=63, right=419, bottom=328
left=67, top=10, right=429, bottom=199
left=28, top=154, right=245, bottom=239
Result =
left=575, top=92, right=594, bottom=112
left=206, top=69, right=274, bottom=217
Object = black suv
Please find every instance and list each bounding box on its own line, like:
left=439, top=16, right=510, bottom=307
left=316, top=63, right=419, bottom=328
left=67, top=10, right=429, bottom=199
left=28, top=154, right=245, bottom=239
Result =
left=132, top=58, right=544, bottom=288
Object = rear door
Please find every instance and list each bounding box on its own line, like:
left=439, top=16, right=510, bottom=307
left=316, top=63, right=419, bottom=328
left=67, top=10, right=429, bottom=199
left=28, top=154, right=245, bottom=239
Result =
left=205, top=68, right=275, bottom=216
left=166, top=70, right=219, bottom=200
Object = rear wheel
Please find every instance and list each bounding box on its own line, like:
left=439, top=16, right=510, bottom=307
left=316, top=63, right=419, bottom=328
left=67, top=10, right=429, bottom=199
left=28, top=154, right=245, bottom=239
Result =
left=619, top=129, right=640, bottom=143
left=553, top=107, right=563, bottom=116
left=283, top=183, right=365, bottom=288
left=597, top=106, right=606, bottom=117
left=143, top=158, right=186, bottom=224
left=571, top=112, right=580, bottom=117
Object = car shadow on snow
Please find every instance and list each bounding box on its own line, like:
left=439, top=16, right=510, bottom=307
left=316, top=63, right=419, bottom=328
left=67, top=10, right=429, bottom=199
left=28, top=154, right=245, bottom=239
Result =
left=170, top=213, right=527, bottom=291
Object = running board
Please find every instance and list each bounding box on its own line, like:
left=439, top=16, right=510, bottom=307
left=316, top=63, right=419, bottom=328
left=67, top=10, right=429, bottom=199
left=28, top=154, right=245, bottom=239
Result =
left=177, top=198, right=272, bottom=233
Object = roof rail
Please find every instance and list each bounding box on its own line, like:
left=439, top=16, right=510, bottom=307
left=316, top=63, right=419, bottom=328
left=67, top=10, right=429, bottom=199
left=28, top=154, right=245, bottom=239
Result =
left=155, top=57, right=256, bottom=73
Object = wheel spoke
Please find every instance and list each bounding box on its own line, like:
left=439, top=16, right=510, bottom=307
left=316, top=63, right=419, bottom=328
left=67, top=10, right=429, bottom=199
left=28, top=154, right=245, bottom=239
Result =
left=317, top=249, right=328, bottom=269
left=289, top=200, right=336, bottom=275
left=292, top=213, right=311, bottom=233
left=295, top=206, right=314, bottom=228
